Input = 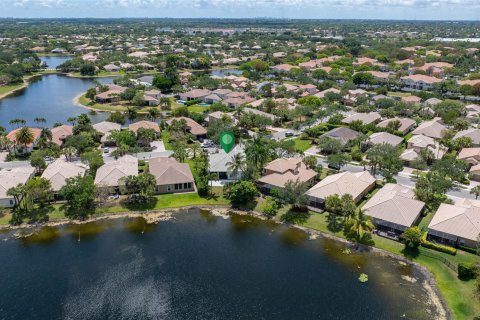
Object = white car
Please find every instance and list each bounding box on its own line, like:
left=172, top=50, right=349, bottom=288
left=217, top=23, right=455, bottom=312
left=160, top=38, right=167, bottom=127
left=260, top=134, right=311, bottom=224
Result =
left=103, top=147, right=110, bottom=153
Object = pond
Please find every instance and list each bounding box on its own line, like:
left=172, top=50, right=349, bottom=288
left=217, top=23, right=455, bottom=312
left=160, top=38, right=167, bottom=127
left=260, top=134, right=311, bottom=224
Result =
left=39, top=56, right=72, bottom=69
left=209, top=68, right=243, bottom=77
left=0, top=74, right=116, bottom=131
left=0, top=209, right=443, bottom=320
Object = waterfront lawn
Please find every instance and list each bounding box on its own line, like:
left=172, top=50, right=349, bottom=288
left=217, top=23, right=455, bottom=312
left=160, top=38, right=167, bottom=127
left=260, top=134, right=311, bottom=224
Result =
left=78, top=94, right=152, bottom=113
left=99, top=188, right=228, bottom=213
left=292, top=138, right=312, bottom=152
left=0, top=83, right=24, bottom=97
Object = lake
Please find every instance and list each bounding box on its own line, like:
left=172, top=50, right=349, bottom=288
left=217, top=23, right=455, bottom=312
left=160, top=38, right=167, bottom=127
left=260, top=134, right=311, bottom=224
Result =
left=0, top=209, right=443, bottom=320
left=0, top=74, right=115, bottom=131
left=40, top=56, right=72, bottom=69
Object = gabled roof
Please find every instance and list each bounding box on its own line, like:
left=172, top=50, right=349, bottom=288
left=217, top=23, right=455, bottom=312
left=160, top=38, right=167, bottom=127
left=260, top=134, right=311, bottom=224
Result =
left=94, top=155, right=138, bottom=187
left=342, top=112, right=381, bottom=125
left=166, top=117, right=207, bottom=136
left=0, top=167, right=35, bottom=198
left=429, top=199, right=480, bottom=241
left=320, top=127, right=359, bottom=145
left=41, top=159, right=86, bottom=191
left=7, top=127, right=42, bottom=147
left=306, top=171, right=375, bottom=201
left=411, top=118, right=447, bottom=139
left=454, top=129, right=480, bottom=145
left=209, top=145, right=244, bottom=172
left=128, top=120, right=160, bottom=133
left=363, top=183, right=424, bottom=228
left=93, top=121, right=121, bottom=135
left=51, top=125, right=73, bottom=146
left=149, top=157, right=194, bottom=185
left=368, top=132, right=403, bottom=147
left=377, top=117, right=416, bottom=133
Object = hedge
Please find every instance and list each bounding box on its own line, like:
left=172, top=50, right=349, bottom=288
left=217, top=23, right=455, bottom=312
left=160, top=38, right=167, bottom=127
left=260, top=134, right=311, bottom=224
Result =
left=458, top=262, right=479, bottom=280
left=185, top=99, right=201, bottom=106
left=421, top=233, right=457, bottom=255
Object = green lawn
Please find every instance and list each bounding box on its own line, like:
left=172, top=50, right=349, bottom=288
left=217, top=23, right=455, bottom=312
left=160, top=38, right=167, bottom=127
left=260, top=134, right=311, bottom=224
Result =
left=188, top=105, right=210, bottom=113
left=99, top=190, right=228, bottom=213
left=388, top=91, right=412, bottom=97
left=0, top=83, right=25, bottom=97
left=292, top=138, right=312, bottom=152
left=161, top=131, right=173, bottom=150
left=78, top=94, right=154, bottom=113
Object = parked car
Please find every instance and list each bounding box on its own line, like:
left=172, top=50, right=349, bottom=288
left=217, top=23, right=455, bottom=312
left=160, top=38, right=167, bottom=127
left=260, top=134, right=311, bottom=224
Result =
left=103, top=147, right=110, bottom=153
left=285, top=131, right=294, bottom=137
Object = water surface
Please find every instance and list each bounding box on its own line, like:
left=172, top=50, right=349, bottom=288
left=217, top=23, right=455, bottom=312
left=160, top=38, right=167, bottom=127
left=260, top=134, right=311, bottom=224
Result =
left=0, top=74, right=114, bottom=130
left=0, top=209, right=441, bottom=320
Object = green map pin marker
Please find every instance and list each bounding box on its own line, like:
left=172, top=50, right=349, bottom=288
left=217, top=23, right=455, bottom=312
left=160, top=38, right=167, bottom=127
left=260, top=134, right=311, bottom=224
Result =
left=220, top=131, right=235, bottom=153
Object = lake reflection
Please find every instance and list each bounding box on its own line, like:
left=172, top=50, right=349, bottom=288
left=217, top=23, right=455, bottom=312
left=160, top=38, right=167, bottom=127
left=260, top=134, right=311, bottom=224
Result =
left=0, top=209, right=442, bottom=320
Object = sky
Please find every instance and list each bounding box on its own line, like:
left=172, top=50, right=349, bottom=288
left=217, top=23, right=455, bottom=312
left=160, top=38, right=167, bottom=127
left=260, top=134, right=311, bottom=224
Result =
left=0, top=0, right=479, bottom=20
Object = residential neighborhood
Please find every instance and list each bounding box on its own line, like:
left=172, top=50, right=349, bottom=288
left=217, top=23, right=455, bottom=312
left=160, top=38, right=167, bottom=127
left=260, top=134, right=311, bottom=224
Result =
left=0, top=16, right=479, bottom=320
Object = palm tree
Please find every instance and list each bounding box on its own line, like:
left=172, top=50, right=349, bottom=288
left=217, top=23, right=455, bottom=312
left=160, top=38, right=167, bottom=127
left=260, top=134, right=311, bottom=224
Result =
left=226, top=153, right=246, bottom=179
left=125, top=107, right=138, bottom=124
left=190, top=142, right=200, bottom=159
left=67, top=117, right=78, bottom=126
left=63, top=146, right=77, bottom=162
left=0, top=135, right=12, bottom=151
left=37, top=128, right=52, bottom=149
left=346, top=210, right=375, bottom=243
left=147, top=108, right=160, bottom=122
left=34, top=117, right=47, bottom=128
left=245, top=136, right=272, bottom=174
left=159, top=97, right=172, bottom=111
left=15, top=127, right=34, bottom=151
left=471, top=185, right=480, bottom=200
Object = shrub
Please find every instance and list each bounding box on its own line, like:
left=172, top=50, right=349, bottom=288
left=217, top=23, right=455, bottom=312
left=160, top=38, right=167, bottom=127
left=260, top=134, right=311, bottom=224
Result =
left=401, top=227, right=423, bottom=249
left=224, top=180, right=258, bottom=207
left=185, top=99, right=201, bottom=106
left=420, top=233, right=457, bottom=255
left=458, top=262, right=478, bottom=280
left=261, top=197, right=279, bottom=217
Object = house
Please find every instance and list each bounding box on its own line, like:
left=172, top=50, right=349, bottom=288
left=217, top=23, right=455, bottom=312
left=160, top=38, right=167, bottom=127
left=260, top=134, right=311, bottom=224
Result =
left=401, top=74, right=442, bottom=91
left=209, top=145, right=245, bottom=180
left=400, top=135, right=446, bottom=165
left=0, top=167, right=35, bottom=208
left=320, top=127, right=360, bottom=146
left=134, top=75, right=154, bottom=86
left=454, top=129, right=480, bottom=146
left=363, top=183, right=425, bottom=234
left=367, top=132, right=403, bottom=147
left=257, top=158, right=317, bottom=192
left=166, top=117, right=207, bottom=139
left=103, top=63, right=120, bottom=72
left=95, top=84, right=127, bottom=103
left=148, top=157, right=195, bottom=194
left=204, top=94, right=223, bottom=104
left=211, top=88, right=233, bottom=100
left=458, top=148, right=480, bottom=167
left=411, top=118, right=447, bottom=139
left=314, top=87, right=341, bottom=99
left=342, top=112, right=381, bottom=126
left=242, top=108, right=278, bottom=122
left=93, top=121, right=122, bottom=146
left=466, top=104, right=480, bottom=123
left=128, top=120, right=160, bottom=137
left=179, top=89, right=212, bottom=101
left=271, top=64, right=295, bottom=73
left=6, top=127, right=42, bottom=153
left=137, top=62, right=154, bottom=70
left=51, top=125, right=73, bottom=147
left=377, top=117, right=416, bottom=135
left=206, top=111, right=234, bottom=124
left=94, top=155, right=138, bottom=193
left=306, top=171, right=376, bottom=207
left=424, top=97, right=443, bottom=107
left=144, top=89, right=162, bottom=101
left=428, top=198, right=480, bottom=249
left=41, top=159, right=86, bottom=193
left=401, top=95, right=422, bottom=104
